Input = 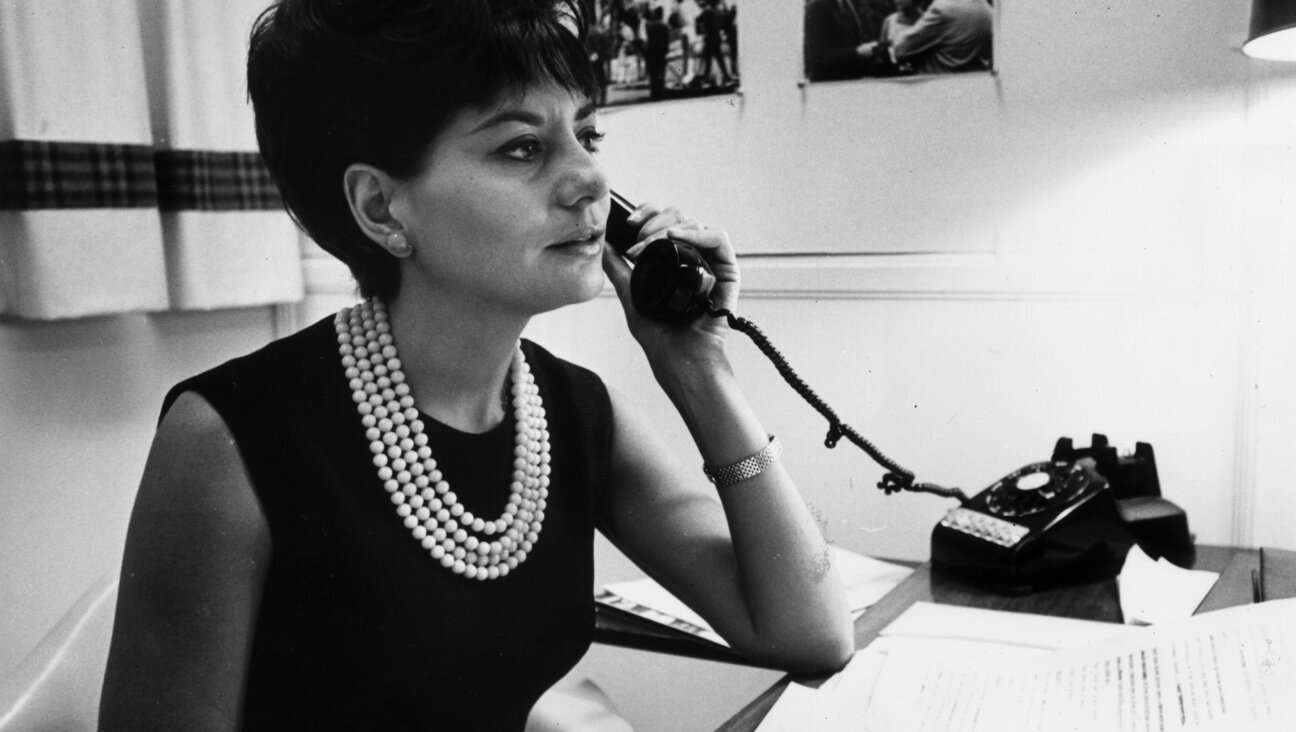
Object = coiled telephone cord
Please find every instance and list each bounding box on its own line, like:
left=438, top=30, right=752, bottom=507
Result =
left=705, top=302, right=969, bottom=504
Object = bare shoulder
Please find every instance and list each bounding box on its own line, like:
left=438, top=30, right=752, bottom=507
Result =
left=131, top=390, right=270, bottom=555
left=100, top=391, right=270, bottom=729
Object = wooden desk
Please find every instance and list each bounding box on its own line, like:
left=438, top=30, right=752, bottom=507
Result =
left=715, top=545, right=1262, bottom=732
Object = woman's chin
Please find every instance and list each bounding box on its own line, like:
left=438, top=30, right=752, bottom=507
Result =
left=562, top=271, right=609, bottom=309
left=513, top=268, right=605, bottom=318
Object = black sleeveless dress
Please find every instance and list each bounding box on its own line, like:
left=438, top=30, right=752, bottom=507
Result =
left=161, top=315, right=612, bottom=730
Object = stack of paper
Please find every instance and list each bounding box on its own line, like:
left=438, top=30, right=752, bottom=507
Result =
left=756, top=597, right=1296, bottom=731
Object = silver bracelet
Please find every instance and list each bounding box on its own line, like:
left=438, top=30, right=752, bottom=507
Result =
left=703, top=435, right=783, bottom=488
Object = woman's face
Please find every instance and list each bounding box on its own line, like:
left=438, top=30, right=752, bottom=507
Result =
left=389, top=83, right=610, bottom=317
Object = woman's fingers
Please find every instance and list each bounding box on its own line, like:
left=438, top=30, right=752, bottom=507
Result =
left=602, top=243, right=632, bottom=295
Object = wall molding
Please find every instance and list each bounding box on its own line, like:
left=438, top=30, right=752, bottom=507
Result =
left=732, top=251, right=1241, bottom=303
left=302, top=245, right=1241, bottom=305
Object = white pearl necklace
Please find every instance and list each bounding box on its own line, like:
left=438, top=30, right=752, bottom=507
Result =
left=334, top=299, right=549, bottom=580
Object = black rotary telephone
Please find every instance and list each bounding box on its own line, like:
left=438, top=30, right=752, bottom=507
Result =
left=605, top=194, right=1192, bottom=595
left=931, top=435, right=1193, bottom=594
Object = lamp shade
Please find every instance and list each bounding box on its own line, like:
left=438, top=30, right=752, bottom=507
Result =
left=1245, top=0, right=1296, bottom=61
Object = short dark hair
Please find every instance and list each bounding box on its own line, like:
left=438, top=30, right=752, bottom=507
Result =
left=247, top=0, right=598, bottom=300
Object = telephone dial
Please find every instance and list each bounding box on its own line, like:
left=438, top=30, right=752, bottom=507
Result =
left=604, top=194, right=1192, bottom=595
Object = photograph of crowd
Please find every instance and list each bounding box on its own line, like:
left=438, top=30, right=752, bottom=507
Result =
left=587, top=0, right=740, bottom=107
left=804, top=0, right=993, bottom=83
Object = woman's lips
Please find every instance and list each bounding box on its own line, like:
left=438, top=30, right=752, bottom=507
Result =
left=550, top=226, right=606, bottom=253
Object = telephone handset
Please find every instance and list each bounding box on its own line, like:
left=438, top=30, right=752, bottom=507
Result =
left=606, top=191, right=716, bottom=322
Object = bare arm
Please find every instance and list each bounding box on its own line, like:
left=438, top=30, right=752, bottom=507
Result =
left=599, top=385, right=853, bottom=673
left=600, top=207, right=853, bottom=672
left=99, top=392, right=271, bottom=730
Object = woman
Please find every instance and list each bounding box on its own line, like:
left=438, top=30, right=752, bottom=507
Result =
left=99, top=1, right=852, bottom=729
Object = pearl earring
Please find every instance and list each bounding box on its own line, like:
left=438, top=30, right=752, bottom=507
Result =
left=386, top=231, right=412, bottom=258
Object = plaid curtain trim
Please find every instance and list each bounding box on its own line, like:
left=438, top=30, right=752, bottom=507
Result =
left=0, top=140, right=282, bottom=211
left=155, top=149, right=282, bottom=211
left=0, top=139, right=158, bottom=209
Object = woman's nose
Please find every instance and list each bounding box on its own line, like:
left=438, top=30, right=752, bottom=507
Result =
left=554, top=145, right=608, bottom=208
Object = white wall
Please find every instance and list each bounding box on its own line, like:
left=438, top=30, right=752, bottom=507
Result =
left=606, top=2, right=1266, bottom=261
left=0, top=306, right=281, bottom=676
left=3, top=2, right=1296, bottom=731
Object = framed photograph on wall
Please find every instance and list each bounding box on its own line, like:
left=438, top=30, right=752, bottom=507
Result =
left=589, top=0, right=740, bottom=107
left=803, top=0, right=994, bottom=83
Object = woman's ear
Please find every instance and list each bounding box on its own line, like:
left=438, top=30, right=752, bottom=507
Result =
left=343, top=164, right=413, bottom=258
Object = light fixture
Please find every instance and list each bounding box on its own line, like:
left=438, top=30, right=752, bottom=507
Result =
left=1244, top=0, right=1296, bottom=61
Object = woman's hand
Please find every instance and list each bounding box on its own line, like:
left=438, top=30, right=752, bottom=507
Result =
left=601, top=202, right=740, bottom=380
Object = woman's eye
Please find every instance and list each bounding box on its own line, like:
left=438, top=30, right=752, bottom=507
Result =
left=501, top=138, right=542, bottom=161
left=580, top=129, right=606, bottom=153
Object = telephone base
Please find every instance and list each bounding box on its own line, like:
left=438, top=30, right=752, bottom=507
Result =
left=1116, top=496, right=1194, bottom=567
left=932, top=483, right=1135, bottom=595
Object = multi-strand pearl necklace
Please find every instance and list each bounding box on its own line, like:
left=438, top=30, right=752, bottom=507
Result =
left=334, top=298, right=549, bottom=580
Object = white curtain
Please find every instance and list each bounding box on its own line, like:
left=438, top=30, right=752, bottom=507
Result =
left=0, top=0, right=302, bottom=320
left=140, top=0, right=303, bottom=311
left=0, top=0, right=167, bottom=319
